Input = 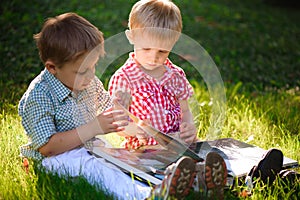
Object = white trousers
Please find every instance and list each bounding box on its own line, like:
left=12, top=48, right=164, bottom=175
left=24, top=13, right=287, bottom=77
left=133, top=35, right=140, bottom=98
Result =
left=42, top=147, right=151, bottom=200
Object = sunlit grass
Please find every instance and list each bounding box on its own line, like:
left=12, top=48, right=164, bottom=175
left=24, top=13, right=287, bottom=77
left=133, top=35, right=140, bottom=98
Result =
left=0, top=109, right=38, bottom=199
left=0, top=112, right=115, bottom=199
left=1, top=83, right=299, bottom=199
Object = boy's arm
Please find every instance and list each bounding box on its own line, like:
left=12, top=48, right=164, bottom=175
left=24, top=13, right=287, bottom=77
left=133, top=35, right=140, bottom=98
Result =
left=179, top=100, right=197, bottom=144
left=39, top=108, right=128, bottom=157
left=39, top=129, right=82, bottom=157
left=108, top=72, right=131, bottom=109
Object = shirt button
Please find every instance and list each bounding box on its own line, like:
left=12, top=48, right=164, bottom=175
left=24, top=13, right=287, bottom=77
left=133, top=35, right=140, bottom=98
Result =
left=164, top=109, right=169, bottom=114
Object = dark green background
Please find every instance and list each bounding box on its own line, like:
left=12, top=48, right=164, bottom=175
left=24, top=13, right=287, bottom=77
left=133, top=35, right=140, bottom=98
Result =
left=1, top=0, right=299, bottom=94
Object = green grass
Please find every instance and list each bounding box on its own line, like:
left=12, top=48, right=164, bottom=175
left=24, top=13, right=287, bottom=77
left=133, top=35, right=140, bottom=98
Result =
left=1, top=0, right=300, bottom=199
left=1, top=84, right=299, bottom=199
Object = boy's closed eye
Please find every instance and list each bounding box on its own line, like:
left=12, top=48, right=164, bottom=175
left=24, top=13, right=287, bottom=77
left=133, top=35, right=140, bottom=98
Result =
left=159, top=50, right=169, bottom=54
left=77, top=65, right=96, bottom=75
left=142, top=48, right=169, bottom=54
left=77, top=70, right=88, bottom=75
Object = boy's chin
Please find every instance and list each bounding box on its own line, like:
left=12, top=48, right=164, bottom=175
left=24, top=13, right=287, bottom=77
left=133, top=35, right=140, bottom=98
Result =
left=78, top=86, right=88, bottom=91
left=79, top=83, right=91, bottom=90
left=141, top=64, right=162, bottom=71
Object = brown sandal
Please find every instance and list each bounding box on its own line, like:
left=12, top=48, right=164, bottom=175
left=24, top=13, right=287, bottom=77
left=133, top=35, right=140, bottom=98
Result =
left=151, top=156, right=196, bottom=200
left=205, top=152, right=227, bottom=200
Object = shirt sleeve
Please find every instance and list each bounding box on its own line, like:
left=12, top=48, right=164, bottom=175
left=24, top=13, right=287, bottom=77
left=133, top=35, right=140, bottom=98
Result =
left=173, top=68, right=194, bottom=101
left=94, top=77, right=113, bottom=114
left=108, top=69, right=131, bottom=99
left=19, top=89, right=56, bottom=151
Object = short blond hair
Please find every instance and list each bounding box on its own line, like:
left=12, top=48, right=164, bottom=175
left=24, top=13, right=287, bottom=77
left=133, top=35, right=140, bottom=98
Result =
left=128, top=0, right=182, bottom=32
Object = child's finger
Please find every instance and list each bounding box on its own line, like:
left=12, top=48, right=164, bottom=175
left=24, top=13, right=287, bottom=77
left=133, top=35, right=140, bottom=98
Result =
left=180, top=122, right=188, bottom=132
left=103, top=108, right=124, bottom=116
left=136, top=132, right=147, bottom=140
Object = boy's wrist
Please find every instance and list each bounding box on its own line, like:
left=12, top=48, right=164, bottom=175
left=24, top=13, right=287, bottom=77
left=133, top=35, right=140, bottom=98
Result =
left=77, top=119, right=103, bottom=143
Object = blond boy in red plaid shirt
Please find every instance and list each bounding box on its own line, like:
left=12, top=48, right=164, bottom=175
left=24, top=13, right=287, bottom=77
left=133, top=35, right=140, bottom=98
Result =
left=109, top=0, right=197, bottom=149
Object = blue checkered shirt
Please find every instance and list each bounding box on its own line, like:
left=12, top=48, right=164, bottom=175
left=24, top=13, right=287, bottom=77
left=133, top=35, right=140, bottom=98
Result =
left=19, top=69, right=112, bottom=160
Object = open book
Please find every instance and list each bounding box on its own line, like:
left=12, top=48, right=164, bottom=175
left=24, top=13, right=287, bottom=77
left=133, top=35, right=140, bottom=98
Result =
left=90, top=102, right=299, bottom=186
left=91, top=136, right=299, bottom=186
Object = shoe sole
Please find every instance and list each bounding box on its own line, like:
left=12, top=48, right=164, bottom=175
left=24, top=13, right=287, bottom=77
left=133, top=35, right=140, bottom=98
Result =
left=253, top=148, right=283, bottom=185
left=167, top=156, right=196, bottom=199
left=205, top=152, right=227, bottom=200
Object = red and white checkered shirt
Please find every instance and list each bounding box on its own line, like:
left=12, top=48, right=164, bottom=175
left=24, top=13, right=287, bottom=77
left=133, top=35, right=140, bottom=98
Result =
left=109, top=53, right=193, bottom=148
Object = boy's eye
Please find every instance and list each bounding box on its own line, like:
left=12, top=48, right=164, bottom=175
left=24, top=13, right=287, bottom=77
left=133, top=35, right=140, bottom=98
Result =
left=77, top=65, right=95, bottom=75
left=159, top=50, right=169, bottom=54
left=141, top=48, right=168, bottom=54
left=78, top=70, right=88, bottom=75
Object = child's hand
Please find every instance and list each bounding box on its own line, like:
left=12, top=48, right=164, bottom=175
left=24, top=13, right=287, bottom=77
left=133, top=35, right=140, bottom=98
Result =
left=136, top=131, right=148, bottom=145
left=113, top=90, right=131, bottom=109
left=120, top=122, right=145, bottom=136
left=179, top=122, right=197, bottom=144
left=136, top=118, right=151, bottom=144
left=95, top=108, right=129, bottom=134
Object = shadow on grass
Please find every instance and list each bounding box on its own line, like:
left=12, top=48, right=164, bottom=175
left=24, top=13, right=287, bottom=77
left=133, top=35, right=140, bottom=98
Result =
left=32, top=164, right=114, bottom=200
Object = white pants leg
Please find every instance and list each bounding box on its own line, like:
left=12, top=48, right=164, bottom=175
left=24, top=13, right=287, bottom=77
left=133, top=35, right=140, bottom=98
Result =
left=42, top=147, right=151, bottom=200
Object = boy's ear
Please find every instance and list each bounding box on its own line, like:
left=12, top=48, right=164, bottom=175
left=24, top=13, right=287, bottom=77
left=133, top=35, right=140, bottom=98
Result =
left=45, top=60, right=58, bottom=75
left=125, top=29, right=134, bottom=44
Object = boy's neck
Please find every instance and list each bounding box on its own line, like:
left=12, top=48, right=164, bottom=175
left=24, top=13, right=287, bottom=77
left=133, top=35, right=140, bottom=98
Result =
left=140, top=65, right=167, bottom=81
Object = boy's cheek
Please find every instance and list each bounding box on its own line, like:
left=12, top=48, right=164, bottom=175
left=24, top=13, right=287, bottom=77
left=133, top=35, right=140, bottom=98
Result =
left=73, top=78, right=85, bottom=88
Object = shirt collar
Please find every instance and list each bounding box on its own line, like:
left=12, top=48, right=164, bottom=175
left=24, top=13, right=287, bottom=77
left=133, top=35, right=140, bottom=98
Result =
left=43, top=69, right=72, bottom=102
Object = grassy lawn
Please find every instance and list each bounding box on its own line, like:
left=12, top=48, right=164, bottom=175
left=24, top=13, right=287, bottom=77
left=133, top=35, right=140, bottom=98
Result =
left=0, top=0, right=299, bottom=199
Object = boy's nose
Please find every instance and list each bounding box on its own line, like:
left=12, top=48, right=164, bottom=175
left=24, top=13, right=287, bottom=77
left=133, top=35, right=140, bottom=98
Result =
left=149, top=51, right=159, bottom=63
left=85, top=68, right=95, bottom=79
